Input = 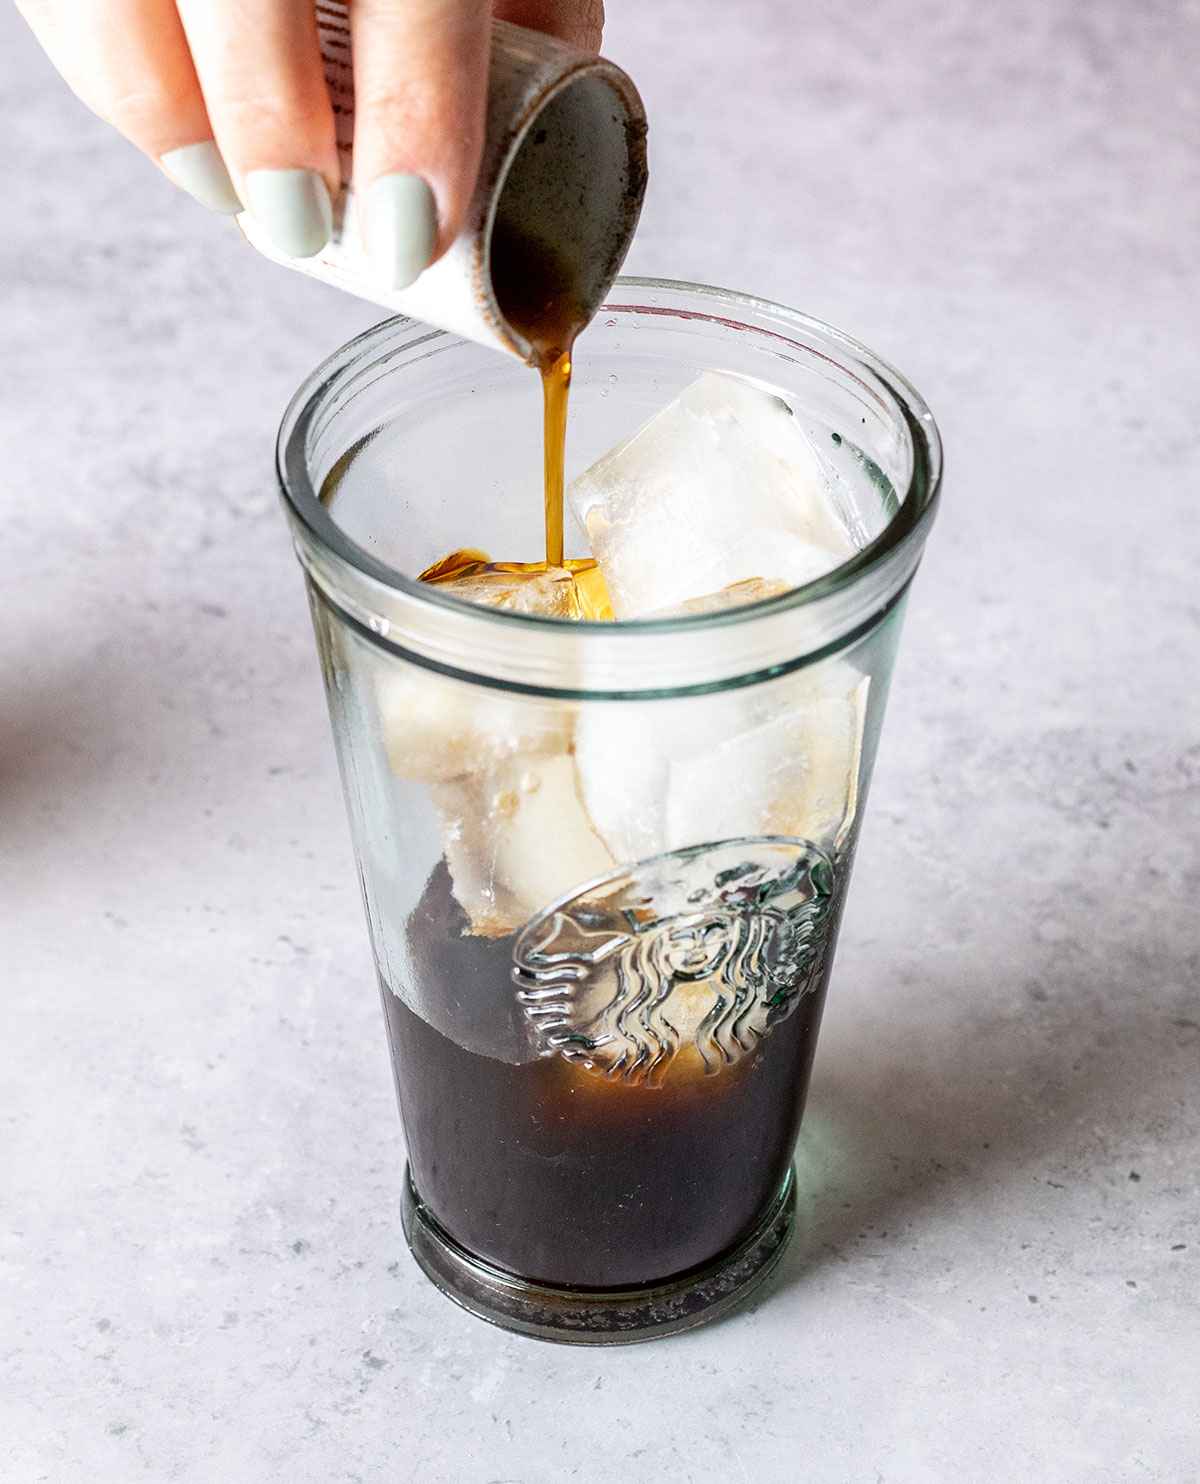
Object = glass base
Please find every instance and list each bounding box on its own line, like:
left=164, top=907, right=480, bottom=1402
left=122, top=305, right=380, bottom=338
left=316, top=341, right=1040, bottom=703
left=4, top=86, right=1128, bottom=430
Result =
left=400, top=1164, right=796, bottom=1345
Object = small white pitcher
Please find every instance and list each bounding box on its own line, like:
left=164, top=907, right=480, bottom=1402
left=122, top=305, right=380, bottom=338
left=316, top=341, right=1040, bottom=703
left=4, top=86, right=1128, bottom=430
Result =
left=237, top=7, right=648, bottom=363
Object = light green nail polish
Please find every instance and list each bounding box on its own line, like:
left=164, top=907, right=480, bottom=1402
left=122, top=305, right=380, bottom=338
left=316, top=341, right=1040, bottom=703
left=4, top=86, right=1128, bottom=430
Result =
left=160, top=141, right=242, bottom=215
left=366, top=174, right=438, bottom=291
left=244, top=170, right=333, bottom=260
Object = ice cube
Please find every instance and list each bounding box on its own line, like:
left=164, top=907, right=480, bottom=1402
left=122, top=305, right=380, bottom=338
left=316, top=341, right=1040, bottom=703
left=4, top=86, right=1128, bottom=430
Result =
left=575, top=663, right=868, bottom=864
left=648, top=576, right=790, bottom=617
left=377, top=665, right=570, bottom=784
left=433, top=753, right=615, bottom=937
left=569, top=372, right=856, bottom=618
left=374, top=557, right=614, bottom=934
left=572, top=706, right=675, bottom=864
left=376, top=561, right=580, bottom=784
left=666, top=673, right=869, bottom=853
left=429, top=563, right=582, bottom=617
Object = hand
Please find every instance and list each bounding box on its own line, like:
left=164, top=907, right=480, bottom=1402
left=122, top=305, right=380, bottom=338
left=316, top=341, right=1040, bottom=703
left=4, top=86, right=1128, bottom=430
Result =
left=14, top=0, right=604, bottom=286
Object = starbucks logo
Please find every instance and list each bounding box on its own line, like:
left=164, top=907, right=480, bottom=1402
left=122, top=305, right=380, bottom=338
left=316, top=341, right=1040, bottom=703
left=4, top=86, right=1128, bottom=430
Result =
left=512, top=838, right=837, bottom=1086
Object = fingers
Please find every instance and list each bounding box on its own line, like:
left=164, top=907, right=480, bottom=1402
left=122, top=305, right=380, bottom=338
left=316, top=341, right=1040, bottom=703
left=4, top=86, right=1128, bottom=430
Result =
left=493, top=0, right=605, bottom=50
left=174, top=0, right=340, bottom=258
left=349, top=0, right=605, bottom=289
left=351, top=0, right=491, bottom=289
left=16, top=0, right=606, bottom=276
left=14, top=0, right=241, bottom=213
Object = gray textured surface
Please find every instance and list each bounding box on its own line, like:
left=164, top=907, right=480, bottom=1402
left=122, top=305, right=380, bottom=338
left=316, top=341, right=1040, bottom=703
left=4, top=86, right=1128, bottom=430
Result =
left=3, top=1, right=1198, bottom=1479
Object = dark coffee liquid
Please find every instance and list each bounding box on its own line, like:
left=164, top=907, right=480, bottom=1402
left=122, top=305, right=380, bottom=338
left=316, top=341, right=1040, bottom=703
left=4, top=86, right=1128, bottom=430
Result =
left=384, top=863, right=837, bottom=1289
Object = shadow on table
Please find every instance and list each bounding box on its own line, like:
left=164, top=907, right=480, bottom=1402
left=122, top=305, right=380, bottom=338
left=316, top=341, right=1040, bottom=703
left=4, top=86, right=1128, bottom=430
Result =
left=758, top=943, right=1194, bottom=1301
left=0, top=656, right=127, bottom=820
left=1, top=595, right=318, bottom=841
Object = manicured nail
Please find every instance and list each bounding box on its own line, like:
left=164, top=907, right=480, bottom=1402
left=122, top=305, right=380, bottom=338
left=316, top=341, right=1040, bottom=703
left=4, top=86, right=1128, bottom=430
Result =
left=243, top=169, right=333, bottom=259
left=160, top=141, right=242, bottom=214
left=366, top=174, right=437, bottom=291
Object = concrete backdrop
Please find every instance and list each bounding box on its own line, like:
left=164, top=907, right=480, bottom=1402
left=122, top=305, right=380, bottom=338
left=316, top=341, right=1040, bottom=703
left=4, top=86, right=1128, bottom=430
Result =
left=2, top=1, right=1198, bottom=1479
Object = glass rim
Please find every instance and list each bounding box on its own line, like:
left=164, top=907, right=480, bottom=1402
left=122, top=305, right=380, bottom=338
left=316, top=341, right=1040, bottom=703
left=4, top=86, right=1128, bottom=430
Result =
left=275, top=276, right=943, bottom=637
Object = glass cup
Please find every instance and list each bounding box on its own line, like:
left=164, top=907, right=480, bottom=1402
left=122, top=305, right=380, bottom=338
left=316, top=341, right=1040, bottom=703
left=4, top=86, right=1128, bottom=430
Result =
left=276, top=280, right=942, bottom=1344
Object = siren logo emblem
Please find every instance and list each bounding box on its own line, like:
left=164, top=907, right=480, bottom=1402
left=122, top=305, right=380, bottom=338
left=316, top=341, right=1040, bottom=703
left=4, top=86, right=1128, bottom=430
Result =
left=512, top=838, right=837, bottom=1087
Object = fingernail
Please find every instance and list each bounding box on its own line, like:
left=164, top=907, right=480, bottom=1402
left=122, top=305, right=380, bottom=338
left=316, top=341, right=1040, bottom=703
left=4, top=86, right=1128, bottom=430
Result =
left=160, top=141, right=242, bottom=214
left=366, top=174, right=437, bottom=291
left=243, top=169, right=333, bottom=259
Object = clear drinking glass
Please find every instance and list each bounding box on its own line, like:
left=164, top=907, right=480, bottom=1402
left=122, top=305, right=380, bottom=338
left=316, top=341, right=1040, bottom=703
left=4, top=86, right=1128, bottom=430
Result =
left=276, top=280, right=942, bottom=1344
